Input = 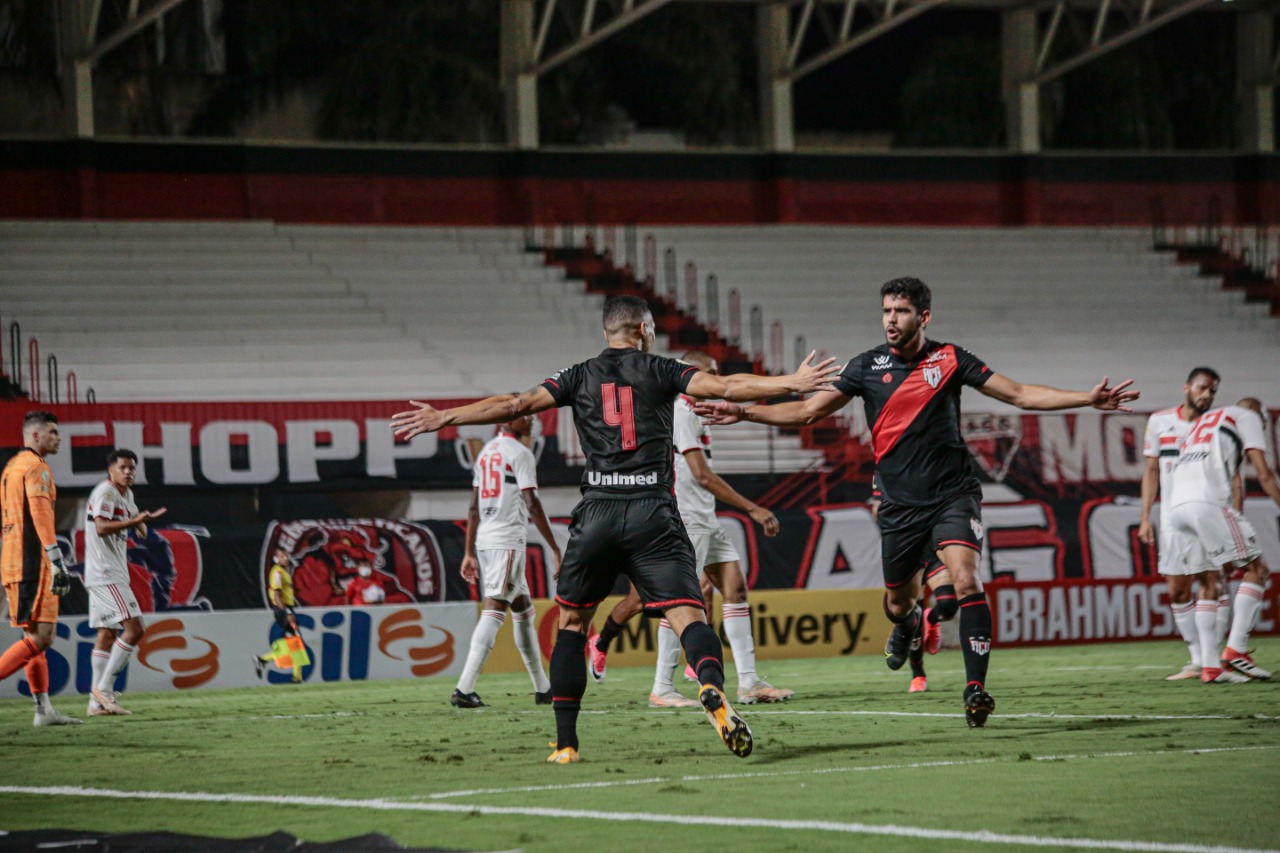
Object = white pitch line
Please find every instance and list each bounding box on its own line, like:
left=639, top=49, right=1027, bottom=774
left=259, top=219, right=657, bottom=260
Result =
left=1, top=784, right=1274, bottom=853
left=403, top=744, right=1280, bottom=801
left=745, top=710, right=1280, bottom=721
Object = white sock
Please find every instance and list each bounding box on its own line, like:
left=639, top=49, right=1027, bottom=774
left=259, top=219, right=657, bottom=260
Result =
left=99, top=639, right=135, bottom=692
left=34, top=692, right=52, bottom=713
left=1216, top=594, right=1231, bottom=649
left=723, top=602, right=757, bottom=690
left=512, top=606, right=550, bottom=693
left=90, top=650, right=111, bottom=695
left=456, top=610, right=505, bottom=694
left=1171, top=600, right=1200, bottom=667
left=1226, top=582, right=1266, bottom=653
left=651, top=620, right=680, bottom=695
left=1194, top=600, right=1219, bottom=672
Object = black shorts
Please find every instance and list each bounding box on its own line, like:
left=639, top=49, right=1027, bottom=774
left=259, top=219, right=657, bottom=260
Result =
left=273, top=606, right=297, bottom=634
left=878, top=489, right=983, bottom=589
left=555, top=497, right=704, bottom=614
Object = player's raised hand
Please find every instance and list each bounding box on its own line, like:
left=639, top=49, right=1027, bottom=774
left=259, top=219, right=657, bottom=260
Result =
left=692, top=400, right=745, bottom=425
left=391, top=400, right=447, bottom=438
left=1089, top=377, right=1140, bottom=412
left=790, top=351, right=841, bottom=395
left=139, top=507, right=167, bottom=524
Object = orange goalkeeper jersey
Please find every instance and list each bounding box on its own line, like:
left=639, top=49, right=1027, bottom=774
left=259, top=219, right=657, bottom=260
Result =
left=1, top=448, right=58, bottom=585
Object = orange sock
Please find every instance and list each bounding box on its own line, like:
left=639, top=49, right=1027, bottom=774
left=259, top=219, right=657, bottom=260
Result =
left=0, top=637, right=40, bottom=681
left=25, top=651, right=49, bottom=695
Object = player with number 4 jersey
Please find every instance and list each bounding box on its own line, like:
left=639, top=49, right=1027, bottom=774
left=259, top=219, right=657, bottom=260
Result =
left=392, top=295, right=840, bottom=763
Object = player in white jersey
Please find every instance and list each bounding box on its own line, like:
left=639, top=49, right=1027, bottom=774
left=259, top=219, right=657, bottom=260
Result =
left=1138, top=367, right=1221, bottom=680
left=83, top=449, right=166, bottom=715
left=451, top=411, right=561, bottom=708
left=1168, top=399, right=1280, bottom=683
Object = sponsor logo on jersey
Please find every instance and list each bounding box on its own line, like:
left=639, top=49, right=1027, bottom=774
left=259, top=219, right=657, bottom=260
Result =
left=925, top=349, right=948, bottom=364
left=872, top=355, right=893, bottom=370
left=923, top=365, right=943, bottom=388
left=587, top=470, right=660, bottom=487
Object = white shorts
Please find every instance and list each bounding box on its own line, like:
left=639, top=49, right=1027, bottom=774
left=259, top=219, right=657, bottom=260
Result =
left=87, top=583, right=143, bottom=629
left=477, top=549, right=529, bottom=603
left=689, top=528, right=740, bottom=577
left=1165, top=503, right=1261, bottom=576
left=1156, top=517, right=1177, bottom=575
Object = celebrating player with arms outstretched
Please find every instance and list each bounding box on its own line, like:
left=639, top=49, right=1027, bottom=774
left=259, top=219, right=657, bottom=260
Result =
left=697, top=277, right=1139, bottom=728
left=393, top=295, right=838, bottom=762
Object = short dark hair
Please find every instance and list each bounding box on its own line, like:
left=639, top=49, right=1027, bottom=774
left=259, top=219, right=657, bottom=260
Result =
left=106, top=448, right=138, bottom=467
left=23, top=410, right=57, bottom=430
left=880, top=277, right=931, bottom=313
left=603, top=295, right=650, bottom=336
left=1186, top=366, right=1220, bottom=385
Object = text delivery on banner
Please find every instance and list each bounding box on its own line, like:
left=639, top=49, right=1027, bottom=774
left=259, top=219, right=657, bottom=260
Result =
left=0, top=604, right=476, bottom=699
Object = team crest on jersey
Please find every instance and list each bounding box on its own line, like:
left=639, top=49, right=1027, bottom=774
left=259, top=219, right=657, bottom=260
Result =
left=922, top=366, right=942, bottom=388
left=962, top=413, right=1022, bottom=484
left=969, top=637, right=991, bottom=656
left=872, top=355, right=892, bottom=370
left=970, top=517, right=984, bottom=541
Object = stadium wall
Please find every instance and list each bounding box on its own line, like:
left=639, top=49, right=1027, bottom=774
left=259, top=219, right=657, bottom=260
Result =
left=2, top=139, right=1277, bottom=226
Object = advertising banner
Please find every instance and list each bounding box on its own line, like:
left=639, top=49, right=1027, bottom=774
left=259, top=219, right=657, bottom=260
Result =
left=0, top=603, right=477, bottom=699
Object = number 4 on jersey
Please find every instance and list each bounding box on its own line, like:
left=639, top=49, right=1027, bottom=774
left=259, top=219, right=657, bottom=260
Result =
left=602, top=383, right=637, bottom=450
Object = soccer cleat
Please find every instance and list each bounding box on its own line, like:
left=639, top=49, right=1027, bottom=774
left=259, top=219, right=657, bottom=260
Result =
left=535, top=691, right=553, bottom=705
left=884, top=609, right=921, bottom=672
left=252, top=655, right=266, bottom=679
left=34, top=707, right=83, bottom=727
left=648, top=690, right=701, bottom=708
left=1201, top=667, right=1249, bottom=684
left=908, top=676, right=928, bottom=693
left=587, top=633, right=607, bottom=684
left=698, top=684, right=753, bottom=758
left=736, top=680, right=794, bottom=705
left=683, top=664, right=699, bottom=683
left=546, top=746, right=580, bottom=764
left=450, top=689, right=486, bottom=708
left=922, top=608, right=942, bottom=655
left=1165, top=662, right=1202, bottom=681
left=1222, top=648, right=1271, bottom=680
left=963, top=683, right=995, bottom=728
left=90, top=687, right=131, bottom=716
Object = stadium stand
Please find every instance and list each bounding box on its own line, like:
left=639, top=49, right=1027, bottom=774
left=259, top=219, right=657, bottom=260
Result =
left=642, top=226, right=1280, bottom=411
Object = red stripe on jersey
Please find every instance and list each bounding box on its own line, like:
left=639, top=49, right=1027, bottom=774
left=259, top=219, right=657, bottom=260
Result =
left=871, top=346, right=960, bottom=463
left=1159, top=436, right=1179, bottom=445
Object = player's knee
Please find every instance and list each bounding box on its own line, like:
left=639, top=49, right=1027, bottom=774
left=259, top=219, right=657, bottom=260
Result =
left=930, top=590, right=959, bottom=622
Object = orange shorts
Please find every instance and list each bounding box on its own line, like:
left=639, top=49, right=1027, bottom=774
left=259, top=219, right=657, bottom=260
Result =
left=5, top=575, right=59, bottom=628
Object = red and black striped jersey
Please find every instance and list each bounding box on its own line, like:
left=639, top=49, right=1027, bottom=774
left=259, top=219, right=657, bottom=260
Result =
left=835, top=340, right=991, bottom=506
left=542, top=347, right=696, bottom=500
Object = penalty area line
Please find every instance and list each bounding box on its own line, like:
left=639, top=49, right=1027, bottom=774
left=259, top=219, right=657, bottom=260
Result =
left=0, top=785, right=1275, bottom=853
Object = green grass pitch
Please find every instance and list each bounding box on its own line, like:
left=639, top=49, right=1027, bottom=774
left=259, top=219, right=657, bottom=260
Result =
left=2, top=638, right=1278, bottom=853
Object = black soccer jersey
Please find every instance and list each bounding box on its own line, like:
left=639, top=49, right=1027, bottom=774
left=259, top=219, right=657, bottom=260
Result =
left=834, top=340, right=992, bottom=506
left=542, top=348, right=697, bottom=500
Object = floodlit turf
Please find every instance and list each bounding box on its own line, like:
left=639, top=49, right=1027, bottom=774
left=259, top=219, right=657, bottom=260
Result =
left=2, top=638, right=1278, bottom=853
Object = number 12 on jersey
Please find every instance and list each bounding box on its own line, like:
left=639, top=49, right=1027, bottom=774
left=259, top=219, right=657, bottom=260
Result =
left=601, top=383, right=637, bottom=450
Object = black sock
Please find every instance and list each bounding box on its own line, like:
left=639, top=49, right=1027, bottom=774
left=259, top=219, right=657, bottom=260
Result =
left=958, top=593, right=993, bottom=690
left=679, top=621, right=725, bottom=691
left=596, top=615, right=622, bottom=653
left=550, top=630, right=588, bottom=750
left=908, top=645, right=926, bottom=678
left=929, top=585, right=958, bottom=622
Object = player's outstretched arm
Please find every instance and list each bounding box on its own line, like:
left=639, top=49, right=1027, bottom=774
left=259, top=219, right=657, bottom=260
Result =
left=694, top=388, right=851, bottom=428
left=978, top=374, right=1140, bottom=412
left=686, top=351, right=840, bottom=403
left=391, top=386, right=556, bottom=439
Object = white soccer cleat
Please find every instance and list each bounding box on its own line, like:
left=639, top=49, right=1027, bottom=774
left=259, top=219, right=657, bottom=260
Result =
left=1201, top=667, right=1249, bottom=684
left=648, top=690, right=701, bottom=708
left=736, top=680, right=794, bottom=705
left=34, top=707, right=83, bottom=727
left=1222, top=648, right=1271, bottom=681
left=1165, top=662, right=1201, bottom=681
left=90, top=687, right=132, bottom=715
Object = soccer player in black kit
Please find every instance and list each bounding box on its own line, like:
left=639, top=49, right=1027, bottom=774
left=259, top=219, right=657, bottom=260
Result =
left=698, top=277, right=1139, bottom=727
left=391, top=295, right=838, bottom=761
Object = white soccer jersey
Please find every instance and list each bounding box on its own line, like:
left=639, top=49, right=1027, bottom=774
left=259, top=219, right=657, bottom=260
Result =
left=673, top=395, right=718, bottom=533
left=1143, top=406, right=1196, bottom=515
left=1170, top=406, right=1268, bottom=509
left=84, top=479, right=137, bottom=588
left=473, top=432, right=539, bottom=550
